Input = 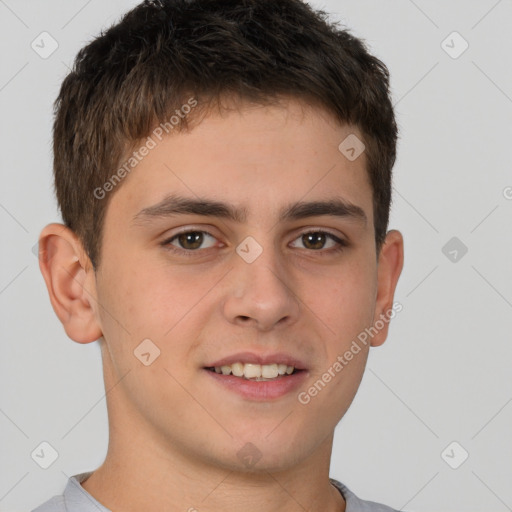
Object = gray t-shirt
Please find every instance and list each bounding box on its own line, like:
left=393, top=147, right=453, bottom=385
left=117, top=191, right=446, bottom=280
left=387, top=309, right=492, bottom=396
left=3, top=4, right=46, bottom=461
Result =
left=32, top=471, right=400, bottom=512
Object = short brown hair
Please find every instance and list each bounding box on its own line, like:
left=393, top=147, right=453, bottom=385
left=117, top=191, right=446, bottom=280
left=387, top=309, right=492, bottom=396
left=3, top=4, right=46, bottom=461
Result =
left=53, top=0, right=398, bottom=268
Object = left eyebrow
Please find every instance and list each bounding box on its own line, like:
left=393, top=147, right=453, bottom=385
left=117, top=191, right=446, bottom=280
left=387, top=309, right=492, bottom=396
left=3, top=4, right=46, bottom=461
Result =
left=133, top=194, right=367, bottom=226
left=280, top=199, right=367, bottom=225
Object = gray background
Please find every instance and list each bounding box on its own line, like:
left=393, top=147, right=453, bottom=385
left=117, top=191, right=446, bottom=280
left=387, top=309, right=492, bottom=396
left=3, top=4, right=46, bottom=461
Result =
left=1, top=0, right=511, bottom=510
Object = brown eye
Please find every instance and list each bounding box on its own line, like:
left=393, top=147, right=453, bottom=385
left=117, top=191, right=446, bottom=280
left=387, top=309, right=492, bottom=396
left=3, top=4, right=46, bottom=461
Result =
left=290, top=231, right=344, bottom=251
left=177, top=232, right=203, bottom=249
left=302, top=232, right=327, bottom=250
left=166, top=231, right=217, bottom=251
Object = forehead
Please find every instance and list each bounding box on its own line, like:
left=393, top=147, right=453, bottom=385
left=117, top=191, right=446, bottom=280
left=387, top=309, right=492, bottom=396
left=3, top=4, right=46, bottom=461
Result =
left=106, top=98, right=373, bottom=225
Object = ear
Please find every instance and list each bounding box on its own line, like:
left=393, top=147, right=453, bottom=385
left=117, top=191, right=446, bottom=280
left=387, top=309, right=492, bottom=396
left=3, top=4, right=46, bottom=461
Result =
left=38, top=223, right=102, bottom=344
left=370, top=229, right=404, bottom=347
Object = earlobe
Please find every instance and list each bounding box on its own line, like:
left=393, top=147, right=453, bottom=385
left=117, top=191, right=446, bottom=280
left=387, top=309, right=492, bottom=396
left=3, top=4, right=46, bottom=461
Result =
left=38, top=223, right=103, bottom=344
left=370, top=229, right=404, bottom=347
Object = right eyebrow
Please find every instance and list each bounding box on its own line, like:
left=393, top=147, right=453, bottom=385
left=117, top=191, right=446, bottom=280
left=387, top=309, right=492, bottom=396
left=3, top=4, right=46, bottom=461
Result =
left=133, top=195, right=248, bottom=224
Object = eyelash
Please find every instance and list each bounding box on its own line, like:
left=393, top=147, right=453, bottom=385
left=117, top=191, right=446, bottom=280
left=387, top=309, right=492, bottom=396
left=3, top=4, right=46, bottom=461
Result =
left=160, top=229, right=348, bottom=257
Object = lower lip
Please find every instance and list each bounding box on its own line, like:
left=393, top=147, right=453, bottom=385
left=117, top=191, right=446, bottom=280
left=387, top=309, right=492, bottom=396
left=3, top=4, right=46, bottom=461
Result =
left=203, top=369, right=309, bottom=401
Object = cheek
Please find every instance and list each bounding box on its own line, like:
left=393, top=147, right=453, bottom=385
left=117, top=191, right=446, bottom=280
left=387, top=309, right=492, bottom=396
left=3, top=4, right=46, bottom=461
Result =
left=98, top=251, right=165, bottom=323
left=97, top=254, right=225, bottom=351
left=304, top=257, right=377, bottom=342
left=93, top=256, right=160, bottom=355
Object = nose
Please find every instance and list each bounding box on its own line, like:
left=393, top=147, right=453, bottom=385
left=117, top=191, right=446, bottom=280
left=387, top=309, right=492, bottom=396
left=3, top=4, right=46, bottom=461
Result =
left=222, top=240, right=300, bottom=331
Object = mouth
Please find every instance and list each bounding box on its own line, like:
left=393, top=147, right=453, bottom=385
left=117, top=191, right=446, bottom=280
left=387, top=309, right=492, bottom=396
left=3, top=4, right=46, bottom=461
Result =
left=204, top=363, right=303, bottom=381
left=202, top=361, right=308, bottom=401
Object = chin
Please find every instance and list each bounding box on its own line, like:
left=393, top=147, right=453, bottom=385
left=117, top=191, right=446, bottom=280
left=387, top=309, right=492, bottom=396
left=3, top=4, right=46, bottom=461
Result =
left=230, top=432, right=315, bottom=471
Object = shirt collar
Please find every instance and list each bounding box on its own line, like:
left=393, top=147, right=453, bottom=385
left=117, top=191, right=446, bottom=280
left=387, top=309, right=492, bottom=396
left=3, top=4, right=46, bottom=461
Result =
left=64, top=472, right=111, bottom=512
left=65, top=472, right=356, bottom=512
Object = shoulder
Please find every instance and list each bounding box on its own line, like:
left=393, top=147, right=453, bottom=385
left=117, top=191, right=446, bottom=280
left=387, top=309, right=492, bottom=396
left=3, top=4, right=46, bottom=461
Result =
left=31, top=495, right=66, bottom=512
left=31, top=471, right=106, bottom=512
left=330, top=478, right=402, bottom=512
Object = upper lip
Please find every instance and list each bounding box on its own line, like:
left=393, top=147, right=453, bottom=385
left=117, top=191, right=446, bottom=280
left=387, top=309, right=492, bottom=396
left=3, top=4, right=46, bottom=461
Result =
left=205, top=352, right=307, bottom=370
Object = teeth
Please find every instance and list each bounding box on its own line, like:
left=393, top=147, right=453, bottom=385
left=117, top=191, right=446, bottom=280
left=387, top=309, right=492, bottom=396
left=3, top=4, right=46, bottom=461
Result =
left=231, top=362, right=244, bottom=377
left=244, top=363, right=261, bottom=379
left=261, top=364, right=278, bottom=379
left=212, top=363, right=296, bottom=379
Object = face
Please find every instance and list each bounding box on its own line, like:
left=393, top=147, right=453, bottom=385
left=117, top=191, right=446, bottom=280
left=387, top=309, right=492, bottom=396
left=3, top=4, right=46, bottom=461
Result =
left=85, top=98, right=396, bottom=472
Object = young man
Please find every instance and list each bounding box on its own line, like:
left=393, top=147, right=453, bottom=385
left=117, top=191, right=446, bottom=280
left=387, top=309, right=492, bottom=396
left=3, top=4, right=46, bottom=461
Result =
left=33, top=0, right=404, bottom=510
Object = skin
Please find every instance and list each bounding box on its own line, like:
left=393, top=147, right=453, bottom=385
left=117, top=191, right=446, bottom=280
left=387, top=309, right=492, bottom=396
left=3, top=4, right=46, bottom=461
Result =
left=39, top=97, right=403, bottom=512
